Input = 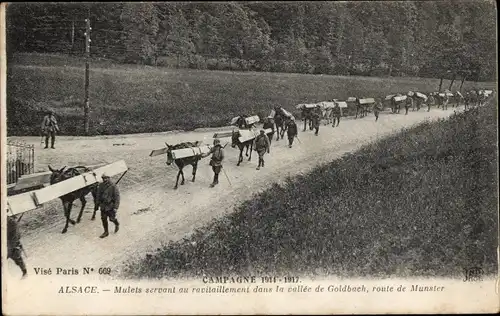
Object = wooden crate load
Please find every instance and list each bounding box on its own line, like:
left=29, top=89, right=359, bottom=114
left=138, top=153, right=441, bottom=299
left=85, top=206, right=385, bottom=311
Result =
left=358, top=98, right=375, bottom=105
left=407, top=91, right=415, bottom=97
left=346, top=97, right=357, bottom=102
left=281, top=108, right=294, bottom=118
left=415, top=92, right=428, bottom=101
left=296, top=103, right=318, bottom=110
left=393, top=95, right=407, bottom=102
left=238, top=128, right=274, bottom=143
left=334, top=101, right=348, bottom=108
left=385, top=94, right=396, bottom=101
left=7, top=160, right=128, bottom=216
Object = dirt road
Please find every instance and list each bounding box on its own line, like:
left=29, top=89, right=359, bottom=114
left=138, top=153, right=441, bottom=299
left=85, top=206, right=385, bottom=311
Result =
left=5, top=107, right=465, bottom=281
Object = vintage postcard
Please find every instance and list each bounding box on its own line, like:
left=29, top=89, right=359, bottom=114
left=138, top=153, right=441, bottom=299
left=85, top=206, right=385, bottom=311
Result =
left=2, top=1, right=499, bottom=315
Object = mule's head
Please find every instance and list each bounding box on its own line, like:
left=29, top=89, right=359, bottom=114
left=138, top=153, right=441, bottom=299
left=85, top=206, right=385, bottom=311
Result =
left=165, top=143, right=175, bottom=165
left=48, top=165, right=68, bottom=185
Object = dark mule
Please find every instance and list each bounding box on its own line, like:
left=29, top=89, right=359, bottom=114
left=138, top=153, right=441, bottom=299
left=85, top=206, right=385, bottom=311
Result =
left=165, top=141, right=202, bottom=189
left=48, top=165, right=99, bottom=234
left=355, top=99, right=368, bottom=118
left=231, top=130, right=254, bottom=166
left=273, top=107, right=288, bottom=140
left=391, top=95, right=405, bottom=114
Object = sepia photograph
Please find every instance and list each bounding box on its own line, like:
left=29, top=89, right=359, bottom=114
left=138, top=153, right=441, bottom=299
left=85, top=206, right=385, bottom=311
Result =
left=1, top=1, right=498, bottom=315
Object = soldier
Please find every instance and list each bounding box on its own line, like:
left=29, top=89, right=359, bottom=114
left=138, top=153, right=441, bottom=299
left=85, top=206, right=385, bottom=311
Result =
left=96, top=172, right=120, bottom=238
left=427, top=94, right=435, bottom=112
left=404, top=97, right=413, bottom=115
left=373, top=100, right=383, bottom=122
left=286, top=117, right=298, bottom=148
left=312, top=104, right=322, bottom=135
left=201, top=138, right=224, bottom=188
left=331, top=103, right=342, bottom=127
left=253, top=129, right=270, bottom=170
left=262, top=117, right=275, bottom=144
left=41, top=110, right=60, bottom=149
left=7, top=216, right=28, bottom=278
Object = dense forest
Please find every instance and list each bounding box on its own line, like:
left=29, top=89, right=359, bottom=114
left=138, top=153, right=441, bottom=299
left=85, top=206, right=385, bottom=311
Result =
left=6, top=1, right=497, bottom=81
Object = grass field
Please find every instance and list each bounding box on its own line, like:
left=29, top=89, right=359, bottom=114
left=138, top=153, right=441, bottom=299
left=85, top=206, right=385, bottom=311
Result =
left=7, top=53, right=495, bottom=136
left=123, top=101, right=498, bottom=280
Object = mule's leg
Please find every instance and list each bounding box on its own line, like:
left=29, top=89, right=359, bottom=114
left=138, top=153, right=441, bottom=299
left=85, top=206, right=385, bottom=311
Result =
left=68, top=202, right=76, bottom=225
left=191, top=162, right=198, bottom=182
left=237, top=148, right=243, bottom=166
left=76, top=196, right=86, bottom=223
left=91, top=189, right=98, bottom=220
left=62, top=201, right=71, bottom=234
left=174, top=169, right=182, bottom=189
left=247, top=144, right=251, bottom=161
left=180, top=168, right=185, bottom=185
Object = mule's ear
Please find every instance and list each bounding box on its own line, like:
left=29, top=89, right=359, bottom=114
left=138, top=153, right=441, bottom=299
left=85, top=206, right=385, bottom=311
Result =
left=165, top=142, right=170, bottom=148
left=60, top=166, right=66, bottom=173
left=48, top=165, right=54, bottom=172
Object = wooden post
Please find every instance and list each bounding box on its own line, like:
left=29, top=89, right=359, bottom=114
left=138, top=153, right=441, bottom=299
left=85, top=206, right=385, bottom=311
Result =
left=459, top=76, right=466, bottom=92
left=448, top=73, right=456, bottom=91
left=84, top=10, right=91, bottom=135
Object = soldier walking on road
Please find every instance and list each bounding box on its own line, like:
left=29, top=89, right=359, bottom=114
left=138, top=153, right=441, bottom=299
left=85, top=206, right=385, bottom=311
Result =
left=254, top=129, right=270, bottom=170
left=286, top=117, right=298, bottom=148
left=373, top=100, right=382, bottom=122
left=312, top=105, right=322, bottom=135
left=7, top=216, right=28, bottom=278
left=331, top=103, right=342, bottom=127
left=427, top=94, right=435, bottom=112
left=96, top=173, right=120, bottom=238
left=201, top=138, right=224, bottom=188
left=41, top=110, right=60, bottom=149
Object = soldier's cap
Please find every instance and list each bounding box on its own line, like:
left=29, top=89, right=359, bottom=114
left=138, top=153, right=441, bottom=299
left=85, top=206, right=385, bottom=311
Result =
left=102, top=172, right=110, bottom=179
left=213, top=138, right=221, bottom=144
left=260, top=129, right=265, bottom=133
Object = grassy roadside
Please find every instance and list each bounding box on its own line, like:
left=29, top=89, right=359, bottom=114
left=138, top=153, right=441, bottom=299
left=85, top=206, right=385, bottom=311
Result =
left=8, top=53, right=495, bottom=136
left=123, top=101, right=498, bottom=279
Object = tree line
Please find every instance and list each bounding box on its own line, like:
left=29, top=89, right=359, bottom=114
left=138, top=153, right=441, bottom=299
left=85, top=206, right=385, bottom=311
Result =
left=6, top=1, right=497, bottom=81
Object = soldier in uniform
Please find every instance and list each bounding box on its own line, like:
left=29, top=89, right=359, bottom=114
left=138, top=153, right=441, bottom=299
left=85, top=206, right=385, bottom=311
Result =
left=254, top=129, right=270, bottom=170
left=404, top=97, right=413, bottom=115
left=373, top=99, right=383, bottom=122
left=41, top=110, right=60, bottom=149
left=331, top=103, right=342, bottom=127
left=262, top=117, right=275, bottom=144
left=427, top=93, right=435, bottom=112
left=312, top=105, right=322, bottom=135
left=202, top=138, right=224, bottom=188
left=7, top=216, right=28, bottom=278
left=96, top=172, right=120, bottom=238
left=286, top=117, right=298, bottom=148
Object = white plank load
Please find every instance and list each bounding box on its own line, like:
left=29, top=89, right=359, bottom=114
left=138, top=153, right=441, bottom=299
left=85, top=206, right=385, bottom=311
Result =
left=213, top=130, right=236, bottom=139
left=321, top=102, right=335, bottom=109
left=238, top=128, right=273, bottom=143
left=269, top=109, right=276, bottom=117
left=13, top=163, right=106, bottom=191
left=393, top=95, right=407, bottom=102
left=415, top=92, right=428, bottom=101
left=33, top=160, right=128, bottom=205
left=281, top=108, right=294, bottom=118
left=385, top=94, right=396, bottom=100
left=358, top=98, right=375, bottom=105
left=230, top=116, right=239, bottom=125
left=149, top=147, right=170, bottom=157
left=407, top=91, right=415, bottom=97
left=170, top=145, right=212, bottom=160
left=244, top=115, right=260, bottom=125
left=483, top=90, right=493, bottom=96
left=334, top=101, right=348, bottom=108
left=347, top=97, right=357, bottom=102
left=7, top=191, right=40, bottom=216
left=455, top=91, right=463, bottom=98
